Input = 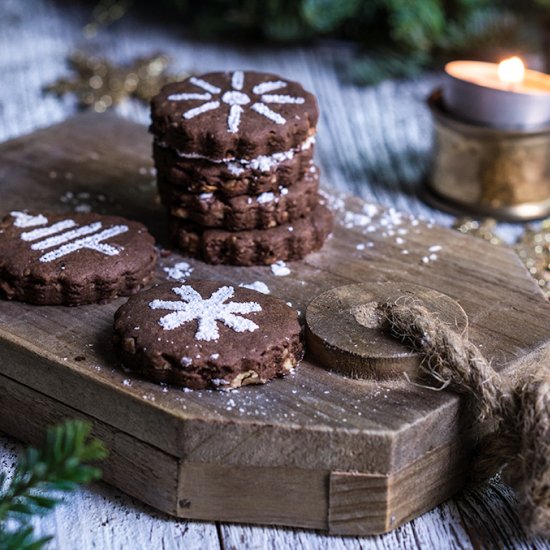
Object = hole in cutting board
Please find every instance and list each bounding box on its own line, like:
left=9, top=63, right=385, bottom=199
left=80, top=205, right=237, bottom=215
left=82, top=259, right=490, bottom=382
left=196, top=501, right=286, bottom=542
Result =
left=350, top=301, right=383, bottom=329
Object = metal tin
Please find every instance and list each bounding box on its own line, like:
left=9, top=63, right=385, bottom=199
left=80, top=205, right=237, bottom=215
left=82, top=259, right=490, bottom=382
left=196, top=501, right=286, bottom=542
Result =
left=443, top=61, right=550, bottom=130
left=426, top=90, right=550, bottom=221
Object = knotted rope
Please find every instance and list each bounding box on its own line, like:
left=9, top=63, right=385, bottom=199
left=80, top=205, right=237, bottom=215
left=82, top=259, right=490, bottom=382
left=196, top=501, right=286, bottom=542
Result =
left=379, top=300, right=550, bottom=537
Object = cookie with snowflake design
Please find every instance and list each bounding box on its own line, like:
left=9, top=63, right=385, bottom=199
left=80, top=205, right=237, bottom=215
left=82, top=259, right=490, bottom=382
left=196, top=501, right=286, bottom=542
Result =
left=113, top=280, right=303, bottom=389
left=170, top=202, right=333, bottom=266
left=150, top=71, right=318, bottom=159
left=152, top=137, right=315, bottom=197
left=0, top=211, right=157, bottom=305
left=160, top=167, right=320, bottom=231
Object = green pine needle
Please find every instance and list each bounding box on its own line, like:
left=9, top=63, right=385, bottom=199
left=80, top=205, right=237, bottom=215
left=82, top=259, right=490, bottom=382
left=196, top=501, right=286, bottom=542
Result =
left=152, top=0, right=549, bottom=84
left=0, top=420, right=107, bottom=550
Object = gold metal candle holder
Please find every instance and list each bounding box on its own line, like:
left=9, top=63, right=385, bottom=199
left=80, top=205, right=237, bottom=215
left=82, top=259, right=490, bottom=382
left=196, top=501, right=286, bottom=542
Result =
left=426, top=90, right=550, bottom=221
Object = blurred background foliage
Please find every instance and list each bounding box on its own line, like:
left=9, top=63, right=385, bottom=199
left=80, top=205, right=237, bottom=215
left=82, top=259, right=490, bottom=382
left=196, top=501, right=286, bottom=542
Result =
left=90, top=0, right=550, bottom=83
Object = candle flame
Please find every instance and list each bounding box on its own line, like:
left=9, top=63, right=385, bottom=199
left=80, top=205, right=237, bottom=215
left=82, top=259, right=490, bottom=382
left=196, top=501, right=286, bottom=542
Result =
left=497, top=56, right=525, bottom=85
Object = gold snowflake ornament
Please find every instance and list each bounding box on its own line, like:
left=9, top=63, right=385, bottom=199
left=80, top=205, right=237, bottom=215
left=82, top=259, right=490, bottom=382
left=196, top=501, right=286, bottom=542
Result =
left=44, top=51, right=188, bottom=112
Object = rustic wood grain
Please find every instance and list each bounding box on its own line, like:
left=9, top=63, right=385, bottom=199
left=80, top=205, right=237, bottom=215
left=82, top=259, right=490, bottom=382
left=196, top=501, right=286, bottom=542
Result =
left=178, top=463, right=328, bottom=529
left=220, top=499, right=474, bottom=550
left=0, top=374, right=179, bottom=516
left=1, top=112, right=549, bottom=536
left=305, top=282, right=468, bottom=379
left=329, top=440, right=471, bottom=535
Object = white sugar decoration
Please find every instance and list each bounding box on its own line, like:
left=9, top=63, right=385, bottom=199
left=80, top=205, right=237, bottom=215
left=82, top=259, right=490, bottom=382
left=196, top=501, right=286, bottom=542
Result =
left=271, top=261, right=290, bottom=276
left=227, top=163, right=245, bottom=176
left=163, top=261, right=194, bottom=282
left=222, top=90, right=250, bottom=105
left=11, top=211, right=48, bottom=228
left=21, top=219, right=77, bottom=241
left=12, top=212, right=128, bottom=263
left=251, top=102, right=286, bottom=125
left=429, top=245, right=442, bottom=252
left=227, top=104, right=244, bottom=133
left=231, top=70, right=244, bottom=91
left=239, top=281, right=270, bottom=294
left=256, top=192, right=275, bottom=204
left=261, top=94, right=305, bottom=104
left=30, top=222, right=103, bottom=250
left=38, top=226, right=128, bottom=263
left=168, top=92, right=212, bottom=101
left=170, top=73, right=303, bottom=132
left=160, top=135, right=315, bottom=174
left=149, top=285, right=262, bottom=342
left=189, top=76, right=221, bottom=94
left=75, top=204, right=92, bottom=213
left=199, top=192, right=214, bottom=201
left=183, top=101, right=220, bottom=120
left=363, top=204, right=379, bottom=217
left=249, top=153, right=288, bottom=172
left=252, top=80, right=287, bottom=95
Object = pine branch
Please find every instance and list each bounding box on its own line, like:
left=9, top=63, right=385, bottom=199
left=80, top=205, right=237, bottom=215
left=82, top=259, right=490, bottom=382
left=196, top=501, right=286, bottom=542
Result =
left=347, top=49, right=430, bottom=85
left=0, top=421, right=107, bottom=550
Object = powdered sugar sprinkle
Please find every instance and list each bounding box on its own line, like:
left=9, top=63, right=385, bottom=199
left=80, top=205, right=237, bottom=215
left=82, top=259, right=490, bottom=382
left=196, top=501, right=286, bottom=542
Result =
left=271, top=261, right=291, bottom=276
left=163, top=261, right=194, bottom=282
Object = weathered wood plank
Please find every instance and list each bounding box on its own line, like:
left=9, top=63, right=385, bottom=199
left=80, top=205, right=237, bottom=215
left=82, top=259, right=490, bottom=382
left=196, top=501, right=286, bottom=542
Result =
left=178, top=463, right=328, bottom=530
left=0, top=373, right=179, bottom=516
left=220, top=498, right=473, bottom=549
left=1, top=112, right=548, bottom=535
left=328, top=440, right=471, bottom=535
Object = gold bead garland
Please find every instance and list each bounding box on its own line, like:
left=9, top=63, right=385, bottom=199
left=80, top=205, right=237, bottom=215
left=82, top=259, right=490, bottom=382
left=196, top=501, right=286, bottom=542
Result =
left=454, top=218, right=550, bottom=299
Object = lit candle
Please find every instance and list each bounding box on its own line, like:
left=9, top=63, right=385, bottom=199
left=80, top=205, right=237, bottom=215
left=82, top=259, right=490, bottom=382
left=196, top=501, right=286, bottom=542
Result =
left=443, top=58, right=550, bottom=129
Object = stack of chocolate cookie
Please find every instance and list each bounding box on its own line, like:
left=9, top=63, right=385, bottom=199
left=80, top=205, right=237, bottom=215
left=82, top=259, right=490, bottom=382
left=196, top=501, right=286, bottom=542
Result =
left=150, top=70, right=333, bottom=266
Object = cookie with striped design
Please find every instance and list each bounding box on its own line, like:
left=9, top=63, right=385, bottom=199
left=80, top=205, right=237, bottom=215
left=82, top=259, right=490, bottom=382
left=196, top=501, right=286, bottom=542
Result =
left=0, top=211, right=157, bottom=305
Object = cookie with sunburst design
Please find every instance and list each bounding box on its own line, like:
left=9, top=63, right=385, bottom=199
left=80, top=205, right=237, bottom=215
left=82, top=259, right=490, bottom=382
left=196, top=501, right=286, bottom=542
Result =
left=150, top=71, right=319, bottom=159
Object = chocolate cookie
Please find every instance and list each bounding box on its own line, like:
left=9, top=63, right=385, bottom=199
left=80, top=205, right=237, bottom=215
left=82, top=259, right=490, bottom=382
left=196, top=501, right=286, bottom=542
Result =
left=153, top=138, right=315, bottom=197
left=150, top=71, right=318, bottom=159
left=160, top=168, right=320, bottom=231
left=113, top=280, right=303, bottom=389
left=0, top=210, right=157, bottom=306
left=170, top=202, right=333, bottom=266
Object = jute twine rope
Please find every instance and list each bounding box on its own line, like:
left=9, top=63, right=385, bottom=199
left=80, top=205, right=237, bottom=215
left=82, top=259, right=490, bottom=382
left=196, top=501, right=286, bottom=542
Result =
left=378, top=300, right=550, bottom=537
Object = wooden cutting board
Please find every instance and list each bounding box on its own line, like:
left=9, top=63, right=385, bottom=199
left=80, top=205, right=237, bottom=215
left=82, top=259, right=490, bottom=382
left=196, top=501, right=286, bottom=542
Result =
left=1, top=112, right=549, bottom=535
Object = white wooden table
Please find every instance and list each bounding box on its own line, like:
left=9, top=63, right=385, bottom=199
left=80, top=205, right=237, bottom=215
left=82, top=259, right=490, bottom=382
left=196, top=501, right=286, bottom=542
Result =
left=0, top=1, right=547, bottom=547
